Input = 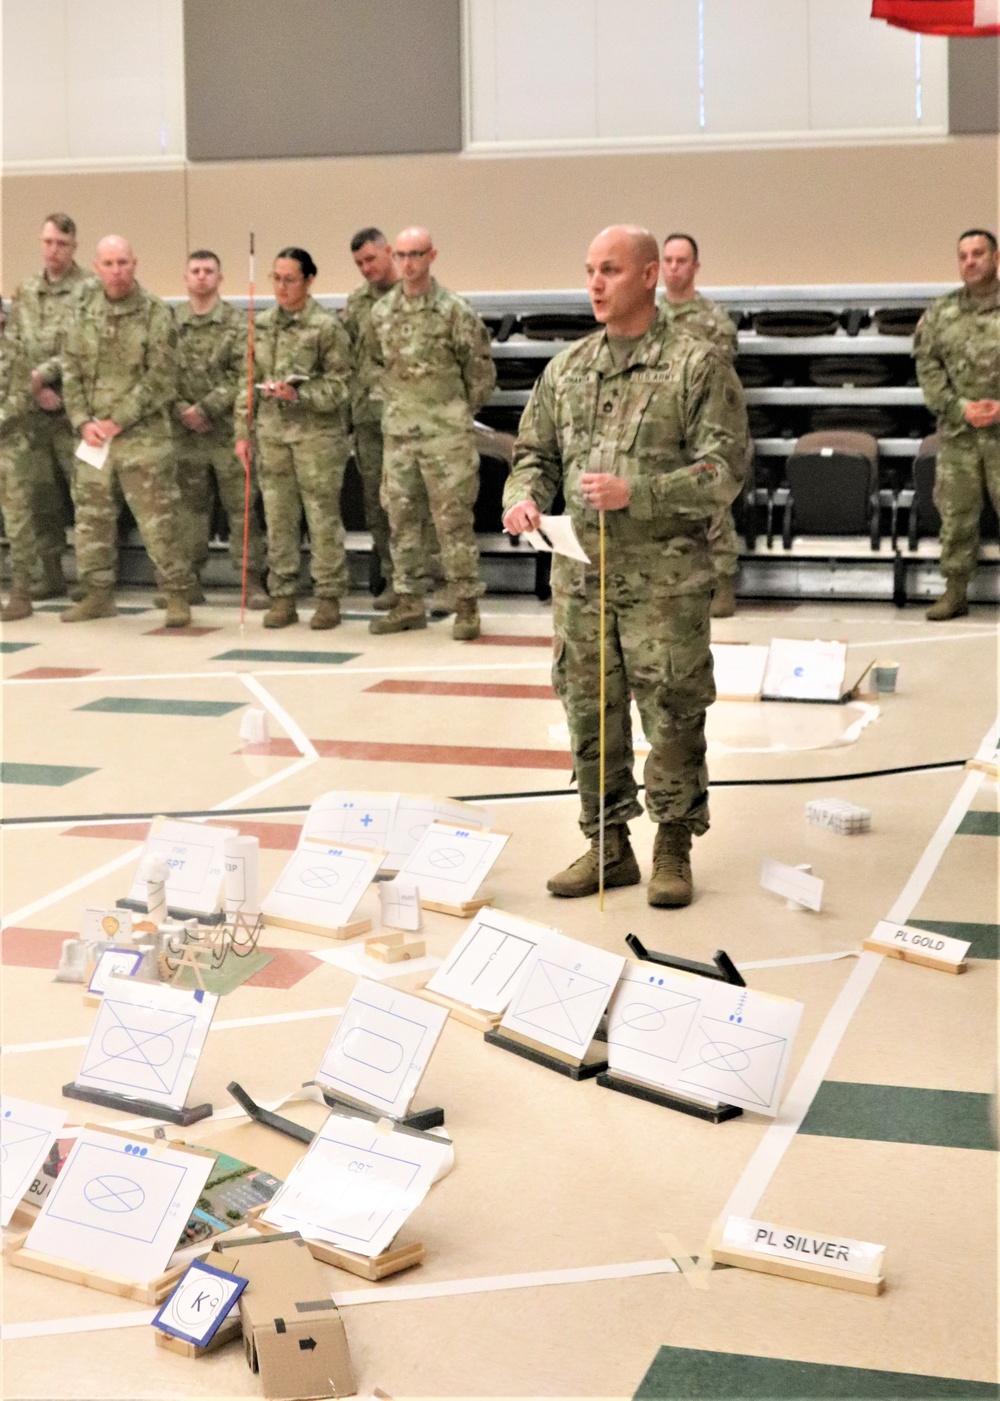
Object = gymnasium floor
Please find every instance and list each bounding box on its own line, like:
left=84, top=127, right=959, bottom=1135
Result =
left=1, top=589, right=997, bottom=1400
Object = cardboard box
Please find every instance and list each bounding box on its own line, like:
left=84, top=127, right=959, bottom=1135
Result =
left=213, top=1232, right=355, bottom=1399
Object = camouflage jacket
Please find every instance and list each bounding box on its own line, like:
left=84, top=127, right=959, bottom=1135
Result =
left=661, top=293, right=738, bottom=362
left=234, top=296, right=351, bottom=443
left=174, top=299, right=245, bottom=440
left=368, top=279, right=497, bottom=438
left=504, top=308, right=748, bottom=596
left=914, top=285, right=1000, bottom=437
left=0, top=327, right=31, bottom=436
left=6, top=262, right=90, bottom=394
left=342, top=279, right=397, bottom=427
left=61, top=282, right=177, bottom=439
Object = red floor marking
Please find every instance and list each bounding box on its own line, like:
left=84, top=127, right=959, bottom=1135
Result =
left=239, top=737, right=572, bottom=769
left=143, top=625, right=222, bottom=637
left=464, top=634, right=553, bottom=647
left=244, top=949, right=321, bottom=989
left=12, top=667, right=101, bottom=680
left=63, top=818, right=302, bottom=850
left=63, top=821, right=153, bottom=841
left=365, top=680, right=557, bottom=699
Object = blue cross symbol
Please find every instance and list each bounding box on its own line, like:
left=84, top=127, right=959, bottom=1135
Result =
left=360, top=813, right=374, bottom=827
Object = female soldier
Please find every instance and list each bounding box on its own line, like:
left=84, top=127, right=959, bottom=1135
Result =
left=235, top=247, right=352, bottom=629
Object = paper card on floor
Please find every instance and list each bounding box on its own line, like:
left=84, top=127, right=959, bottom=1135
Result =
left=316, top=979, right=448, bottom=1118
left=427, top=908, right=553, bottom=1014
left=86, top=947, right=145, bottom=997
left=262, top=841, right=383, bottom=932
left=300, top=792, right=490, bottom=872
left=866, top=919, right=971, bottom=965
left=80, top=908, right=133, bottom=944
left=126, top=819, right=236, bottom=916
left=760, top=858, right=824, bottom=911
left=761, top=639, right=849, bottom=702
left=500, top=930, right=626, bottom=1061
left=25, top=1128, right=213, bottom=1281
left=261, top=1112, right=451, bottom=1258
left=152, top=1258, right=249, bottom=1346
left=607, top=965, right=803, bottom=1115
left=711, top=643, right=770, bottom=700
left=524, top=514, right=591, bottom=564
left=75, top=437, right=110, bottom=470
left=397, top=822, right=509, bottom=906
left=0, top=1097, right=65, bottom=1227
left=75, top=978, right=218, bottom=1110
left=379, top=878, right=422, bottom=931
left=312, top=943, right=441, bottom=983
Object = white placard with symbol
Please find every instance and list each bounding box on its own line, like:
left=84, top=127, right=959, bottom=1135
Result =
left=396, top=822, right=509, bottom=907
left=152, top=1258, right=248, bottom=1346
left=126, top=819, right=237, bottom=916
left=262, top=841, right=384, bottom=933
left=499, top=930, right=625, bottom=1061
left=0, top=1097, right=65, bottom=1227
left=302, top=791, right=490, bottom=872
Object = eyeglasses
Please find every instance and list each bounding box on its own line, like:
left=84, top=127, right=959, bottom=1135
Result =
left=271, top=273, right=305, bottom=286
left=393, top=248, right=432, bottom=262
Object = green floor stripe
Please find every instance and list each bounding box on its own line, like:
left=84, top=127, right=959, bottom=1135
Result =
left=908, top=920, right=1000, bottom=960
left=212, top=648, right=360, bottom=665
left=957, top=810, right=1000, bottom=837
left=634, top=1346, right=998, bottom=1398
left=74, top=697, right=245, bottom=717
left=799, top=1081, right=996, bottom=1151
left=0, top=641, right=36, bottom=653
left=1, top=762, right=99, bottom=787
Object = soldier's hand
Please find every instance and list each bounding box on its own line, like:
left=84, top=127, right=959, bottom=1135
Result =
left=964, top=399, right=1000, bottom=428
left=580, top=473, right=629, bottom=511
left=235, top=440, right=252, bottom=469
left=263, top=380, right=299, bottom=402
left=503, top=500, right=541, bottom=535
left=34, top=386, right=62, bottom=412
left=180, top=404, right=212, bottom=433
left=94, top=419, right=122, bottom=440
left=81, top=422, right=106, bottom=448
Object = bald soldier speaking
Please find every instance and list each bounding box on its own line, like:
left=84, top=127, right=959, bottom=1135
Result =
left=503, top=226, right=748, bottom=907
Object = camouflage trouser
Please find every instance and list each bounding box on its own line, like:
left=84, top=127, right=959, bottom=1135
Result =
left=708, top=506, right=739, bottom=579
left=382, top=428, right=483, bottom=600
left=258, top=433, right=348, bottom=599
left=353, top=419, right=394, bottom=583
left=553, top=573, right=714, bottom=839
left=0, top=424, right=45, bottom=587
left=174, top=435, right=266, bottom=578
left=1, top=411, right=76, bottom=582
left=935, top=432, right=1000, bottom=579
left=72, top=434, right=193, bottom=594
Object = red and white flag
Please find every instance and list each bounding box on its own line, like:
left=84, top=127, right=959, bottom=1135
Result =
left=872, top=1, right=1000, bottom=35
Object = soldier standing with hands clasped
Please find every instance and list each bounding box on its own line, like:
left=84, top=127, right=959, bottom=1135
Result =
left=503, top=226, right=748, bottom=908
left=914, top=228, right=1000, bottom=620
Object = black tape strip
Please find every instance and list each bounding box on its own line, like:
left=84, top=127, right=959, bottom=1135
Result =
left=296, top=1299, right=335, bottom=1313
left=274, top=1318, right=286, bottom=1334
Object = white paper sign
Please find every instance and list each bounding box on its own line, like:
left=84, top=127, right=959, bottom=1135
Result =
left=0, top=1097, right=65, bottom=1227
left=75, top=437, right=110, bottom=470
left=263, top=840, right=383, bottom=931
left=80, top=908, right=133, bottom=944
left=711, top=643, right=770, bottom=700
left=379, top=878, right=422, bottom=931
left=397, top=822, right=509, bottom=907
left=317, top=978, right=449, bottom=1118
left=866, top=920, right=970, bottom=965
left=302, top=791, right=490, bottom=872
left=75, top=978, right=218, bottom=1110
left=721, top=1216, right=885, bottom=1275
left=500, top=930, right=625, bottom=1061
left=762, top=638, right=848, bottom=702
left=152, top=1258, right=248, bottom=1346
left=760, top=858, right=824, bottom=911
left=607, top=965, right=803, bottom=1116
left=524, top=514, right=591, bottom=563
left=127, top=820, right=236, bottom=916
left=86, top=947, right=145, bottom=997
left=25, top=1129, right=213, bottom=1282
left=428, top=908, right=551, bottom=1014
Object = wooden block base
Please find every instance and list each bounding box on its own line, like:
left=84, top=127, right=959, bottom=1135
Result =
left=862, top=939, right=966, bottom=974
left=249, top=1211, right=424, bottom=1281
left=710, top=1241, right=885, bottom=1296
left=154, top=1313, right=243, bottom=1357
left=265, top=913, right=371, bottom=941
left=414, top=985, right=503, bottom=1032
left=62, top=1082, right=213, bottom=1126
left=6, top=1235, right=186, bottom=1304
left=366, top=935, right=426, bottom=963
left=420, top=896, right=492, bottom=919
left=596, top=1070, right=742, bottom=1123
left=484, top=1028, right=607, bottom=1080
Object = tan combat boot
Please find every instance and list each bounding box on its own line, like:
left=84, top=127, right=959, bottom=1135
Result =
left=546, top=825, right=641, bottom=898
left=245, top=572, right=269, bottom=610
left=310, top=598, right=341, bottom=630
left=710, top=577, right=737, bottom=619
left=61, top=590, right=117, bottom=622
left=926, top=577, right=970, bottom=621
left=30, top=556, right=68, bottom=600
left=452, top=599, right=481, bottom=641
left=372, top=587, right=397, bottom=613
left=263, top=596, right=298, bottom=628
left=163, top=593, right=192, bottom=628
left=0, top=586, right=33, bottom=622
left=647, top=823, right=694, bottom=907
left=154, top=583, right=206, bottom=607
left=369, top=596, right=427, bottom=635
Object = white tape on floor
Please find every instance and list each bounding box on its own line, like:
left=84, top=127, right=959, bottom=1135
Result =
left=737, top=950, right=861, bottom=970
left=1, top=1003, right=344, bottom=1055
left=0, top=1310, right=156, bottom=1341
left=332, top=1256, right=681, bottom=1306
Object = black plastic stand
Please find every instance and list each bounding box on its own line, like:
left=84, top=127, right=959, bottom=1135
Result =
left=227, top=1081, right=315, bottom=1144
left=625, top=934, right=745, bottom=986
left=483, top=1028, right=608, bottom=1080
left=62, top=1081, right=212, bottom=1126
left=318, top=1090, right=444, bottom=1132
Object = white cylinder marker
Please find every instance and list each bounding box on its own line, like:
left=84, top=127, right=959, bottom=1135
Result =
left=239, top=707, right=270, bottom=744
left=225, top=835, right=260, bottom=916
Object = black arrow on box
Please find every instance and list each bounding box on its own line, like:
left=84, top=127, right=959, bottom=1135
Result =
left=299, top=1338, right=317, bottom=1352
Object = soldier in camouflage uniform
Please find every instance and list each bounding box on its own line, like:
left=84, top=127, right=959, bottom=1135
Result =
left=368, top=227, right=497, bottom=641
left=504, top=226, right=748, bottom=907
left=60, top=236, right=195, bottom=628
left=914, top=228, right=1000, bottom=620
left=235, top=247, right=352, bottom=630
left=662, top=233, right=743, bottom=619
left=0, top=306, right=39, bottom=621
left=172, top=250, right=267, bottom=608
left=3, top=214, right=90, bottom=612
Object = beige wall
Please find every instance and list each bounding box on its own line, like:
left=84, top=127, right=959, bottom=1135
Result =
left=2, top=137, right=997, bottom=297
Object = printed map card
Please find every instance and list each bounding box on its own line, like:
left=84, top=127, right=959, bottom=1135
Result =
left=0, top=1097, right=65, bottom=1227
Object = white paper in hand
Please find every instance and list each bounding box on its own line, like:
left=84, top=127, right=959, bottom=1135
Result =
left=75, top=438, right=110, bottom=470
left=524, top=515, right=590, bottom=563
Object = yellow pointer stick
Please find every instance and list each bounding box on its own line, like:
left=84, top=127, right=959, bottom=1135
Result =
left=598, top=508, right=606, bottom=912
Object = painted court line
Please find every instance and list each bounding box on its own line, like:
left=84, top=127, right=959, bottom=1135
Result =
left=239, top=673, right=318, bottom=760
left=1, top=660, right=551, bottom=686
left=720, top=715, right=997, bottom=1224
